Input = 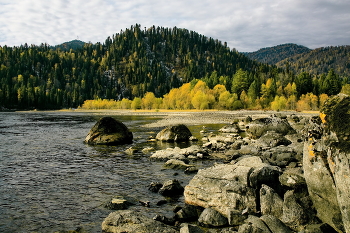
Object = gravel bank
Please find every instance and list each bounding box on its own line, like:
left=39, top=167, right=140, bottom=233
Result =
left=141, top=110, right=318, bottom=128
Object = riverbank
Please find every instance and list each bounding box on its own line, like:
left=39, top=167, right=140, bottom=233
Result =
left=57, top=109, right=319, bottom=128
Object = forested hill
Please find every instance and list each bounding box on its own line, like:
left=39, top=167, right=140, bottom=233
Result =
left=276, top=45, right=350, bottom=78
left=243, top=44, right=311, bottom=65
left=0, top=24, right=347, bottom=111
left=0, top=24, right=270, bottom=110
left=52, top=39, right=85, bottom=51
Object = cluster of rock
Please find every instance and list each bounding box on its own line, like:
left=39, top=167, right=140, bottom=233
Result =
left=87, top=94, right=350, bottom=233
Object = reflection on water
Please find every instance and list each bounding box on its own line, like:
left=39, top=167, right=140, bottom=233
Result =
left=0, top=112, right=225, bottom=233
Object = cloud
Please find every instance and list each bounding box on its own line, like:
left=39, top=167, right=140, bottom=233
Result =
left=0, top=0, right=349, bottom=51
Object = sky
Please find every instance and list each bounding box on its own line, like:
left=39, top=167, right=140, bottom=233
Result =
left=0, top=0, right=349, bottom=52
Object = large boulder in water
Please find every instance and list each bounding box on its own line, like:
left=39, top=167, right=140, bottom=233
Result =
left=84, top=117, right=133, bottom=145
left=156, top=124, right=192, bottom=142
left=303, top=94, right=350, bottom=233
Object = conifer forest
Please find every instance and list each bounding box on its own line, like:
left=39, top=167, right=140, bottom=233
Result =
left=1, top=24, right=349, bottom=111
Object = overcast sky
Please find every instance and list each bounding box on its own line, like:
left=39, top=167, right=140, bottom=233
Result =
left=0, top=0, right=349, bottom=52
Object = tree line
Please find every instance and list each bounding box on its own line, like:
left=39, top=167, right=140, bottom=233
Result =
left=81, top=68, right=347, bottom=112
left=0, top=24, right=348, bottom=111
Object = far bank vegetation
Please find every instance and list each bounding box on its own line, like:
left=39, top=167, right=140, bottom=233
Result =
left=80, top=74, right=342, bottom=112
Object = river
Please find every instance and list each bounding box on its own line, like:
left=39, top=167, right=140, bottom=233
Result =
left=0, top=111, right=225, bottom=233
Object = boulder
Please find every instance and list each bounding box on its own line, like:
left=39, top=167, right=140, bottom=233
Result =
left=304, top=223, right=338, bottom=233
left=219, top=123, right=242, bottom=133
left=303, top=94, right=350, bottom=233
left=246, top=116, right=296, bottom=139
left=227, top=209, right=248, bottom=226
left=150, top=147, right=187, bottom=161
left=238, top=215, right=271, bottom=233
left=260, top=185, right=283, bottom=219
left=279, top=167, right=306, bottom=189
left=198, top=208, right=228, bottom=227
left=159, top=179, right=184, bottom=196
left=148, top=182, right=163, bottom=193
left=184, top=167, right=199, bottom=174
left=255, top=131, right=292, bottom=148
left=260, top=215, right=292, bottom=233
left=156, top=124, right=192, bottom=142
left=180, top=223, right=205, bottom=233
left=282, top=190, right=308, bottom=227
left=104, top=195, right=136, bottom=210
left=249, top=165, right=282, bottom=191
left=84, top=117, right=133, bottom=145
left=184, top=156, right=281, bottom=218
left=261, top=146, right=299, bottom=167
left=101, top=210, right=177, bottom=233
left=175, top=204, right=203, bottom=222
left=150, top=145, right=204, bottom=161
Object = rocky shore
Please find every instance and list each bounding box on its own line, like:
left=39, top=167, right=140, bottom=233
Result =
left=84, top=99, right=350, bottom=233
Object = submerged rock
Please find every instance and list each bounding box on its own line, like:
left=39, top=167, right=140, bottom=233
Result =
left=84, top=117, right=133, bottom=145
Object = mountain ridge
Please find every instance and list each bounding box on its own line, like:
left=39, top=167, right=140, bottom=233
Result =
left=243, top=43, right=312, bottom=65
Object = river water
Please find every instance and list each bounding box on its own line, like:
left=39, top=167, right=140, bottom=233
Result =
left=0, top=111, right=224, bottom=233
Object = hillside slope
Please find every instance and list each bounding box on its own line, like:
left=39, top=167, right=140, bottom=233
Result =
left=0, top=24, right=270, bottom=109
left=276, top=45, right=350, bottom=77
left=243, top=43, right=311, bottom=65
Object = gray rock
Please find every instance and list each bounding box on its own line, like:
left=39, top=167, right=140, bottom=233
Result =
left=303, top=94, right=350, bottom=233
left=198, top=208, right=228, bottom=227
left=282, top=190, right=307, bottom=226
left=260, top=185, right=283, bottom=219
left=185, top=156, right=282, bottom=217
left=246, top=116, right=296, bottom=139
left=150, top=147, right=187, bottom=161
left=164, top=159, right=195, bottom=170
left=156, top=124, right=192, bottom=142
left=255, top=131, right=292, bottom=148
left=175, top=204, right=203, bottom=221
left=239, top=215, right=271, bottom=233
left=219, top=123, right=242, bottom=133
left=184, top=166, right=199, bottom=174
left=101, top=210, right=177, bottom=233
left=104, top=196, right=136, bottom=210
left=159, top=179, right=184, bottom=196
left=125, top=147, right=138, bottom=155
left=249, top=165, right=282, bottom=190
left=180, top=223, right=205, bottom=233
left=148, top=182, right=163, bottom=193
left=303, top=223, right=338, bottom=233
left=150, top=145, right=203, bottom=161
left=142, top=147, right=155, bottom=154
left=260, top=215, right=292, bottom=233
left=260, top=146, right=298, bottom=167
left=84, top=117, right=133, bottom=145
left=227, top=209, right=248, bottom=226
left=279, top=167, right=306, bottom=188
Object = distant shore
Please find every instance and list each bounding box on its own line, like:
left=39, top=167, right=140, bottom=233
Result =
left=54, top=109, right=319, bottom=128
